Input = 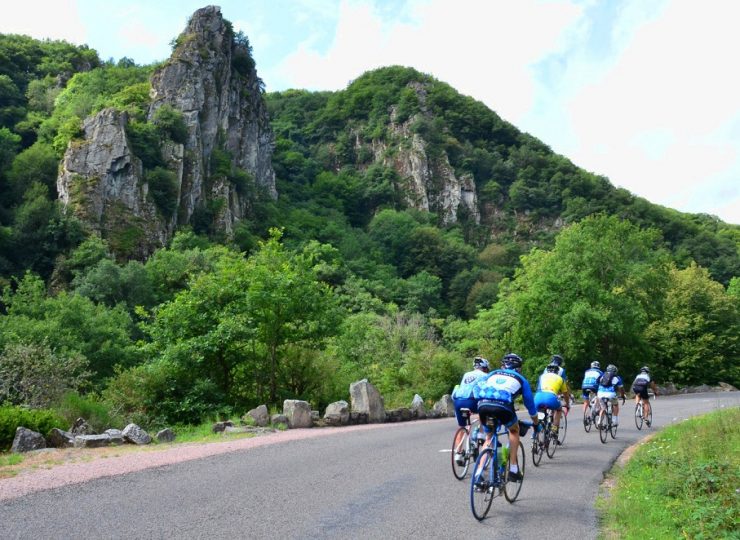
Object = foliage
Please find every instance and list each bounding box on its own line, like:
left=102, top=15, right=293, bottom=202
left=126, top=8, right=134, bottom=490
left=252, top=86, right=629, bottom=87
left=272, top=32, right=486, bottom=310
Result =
left=152, top=104, right=188, bottom=144
left=0, top=341, right=90, bottom=408
left=599, top=407, right=740, bottom=539
left=55, top=391, right=118, bottom=432
left=145, top=166, right=178, bottom=217
left=0, top=404, right=65, bottom=451
left=646, top=263, right=739, bottom=386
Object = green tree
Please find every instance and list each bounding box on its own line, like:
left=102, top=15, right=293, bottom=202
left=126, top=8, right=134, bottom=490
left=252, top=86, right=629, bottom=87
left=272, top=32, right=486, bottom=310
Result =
left=645, top=263, right=739, bottom=386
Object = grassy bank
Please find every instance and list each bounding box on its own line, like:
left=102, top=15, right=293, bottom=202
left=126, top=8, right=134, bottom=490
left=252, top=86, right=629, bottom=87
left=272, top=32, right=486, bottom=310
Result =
left=599, top=406, right=739, bottom=539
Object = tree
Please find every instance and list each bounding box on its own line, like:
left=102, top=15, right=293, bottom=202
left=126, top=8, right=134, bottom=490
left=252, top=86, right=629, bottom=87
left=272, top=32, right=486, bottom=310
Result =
left=645, top=263, right=739, bottom=386
left=462, top=215, right=671, bottom=380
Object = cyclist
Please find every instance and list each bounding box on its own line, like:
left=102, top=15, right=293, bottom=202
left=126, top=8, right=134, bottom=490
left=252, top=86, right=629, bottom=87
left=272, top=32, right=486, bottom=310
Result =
left=543, top=354, right=567, bottom=380
left=473, top=353, right=538, bottom=482
left=535, top=362, right=571, bottom=442
left=596, top=364, right=625, bottom=426
left=451, top=356, right=490, bottom=464
left=632, top=366, right=658, bottom=427
left=581, top=360, right=603, bottom=416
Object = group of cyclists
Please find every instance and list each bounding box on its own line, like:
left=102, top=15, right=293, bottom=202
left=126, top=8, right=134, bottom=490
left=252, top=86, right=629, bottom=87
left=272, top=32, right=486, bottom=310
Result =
left=452, top=352, right=658, bottom=482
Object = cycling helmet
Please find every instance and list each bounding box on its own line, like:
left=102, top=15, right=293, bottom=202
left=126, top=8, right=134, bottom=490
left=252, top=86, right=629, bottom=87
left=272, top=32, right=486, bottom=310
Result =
left=606, top=364, right=618, bottom=374
left=640, top=366, right=650, bottom=373
left=550, top=354, right=564, bottom=366
left=590, top=361, right=601, bottom=369
left=502, top=353, right=523, bottom=371
left=474, top=356, right=490, bottom=370
left=546, top=362, right=560, bottom=373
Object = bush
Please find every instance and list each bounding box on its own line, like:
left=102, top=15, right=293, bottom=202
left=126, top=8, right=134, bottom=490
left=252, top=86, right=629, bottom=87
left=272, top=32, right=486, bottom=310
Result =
left=152, top=104, right=187, bottom=144
left=55, top=391, right=119, bottom=432
left=0, top=404, right=65, bottom=451
left=145, top=166, right=178, bottom=218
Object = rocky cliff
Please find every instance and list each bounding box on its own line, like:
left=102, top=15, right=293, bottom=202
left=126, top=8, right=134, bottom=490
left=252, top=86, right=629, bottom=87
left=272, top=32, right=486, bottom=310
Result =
left=57, top=6, right=276, bottom=256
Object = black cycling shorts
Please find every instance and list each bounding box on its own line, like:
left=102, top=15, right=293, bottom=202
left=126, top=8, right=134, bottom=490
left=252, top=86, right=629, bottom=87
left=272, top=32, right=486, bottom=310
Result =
left=633, top=385, right=649, bottom=399
left=478, top=400, right=517, bottom=431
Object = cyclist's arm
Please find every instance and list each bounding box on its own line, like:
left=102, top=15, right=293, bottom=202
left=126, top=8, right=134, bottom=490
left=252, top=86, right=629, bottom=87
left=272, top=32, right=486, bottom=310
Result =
left=520, top=378, right=539, bottom=423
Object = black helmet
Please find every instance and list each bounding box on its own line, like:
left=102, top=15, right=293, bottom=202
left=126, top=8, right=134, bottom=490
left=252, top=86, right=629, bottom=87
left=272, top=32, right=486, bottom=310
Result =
left=640, top=366, right=650, bottom=373
left=546, top=362, right=560, bottom=373
left=606, top=364, right=618, bottom=374
left=551, top=354, right=563, bottom=366
left=590, top=361, right=601, bottom=369
left=502, top=353, right=523, bottom=371
left=474, top=356, right=490, bottom=370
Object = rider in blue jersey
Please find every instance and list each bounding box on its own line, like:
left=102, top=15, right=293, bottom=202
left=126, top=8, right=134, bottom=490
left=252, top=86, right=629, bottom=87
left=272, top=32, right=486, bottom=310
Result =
left=596, top=364, right=626, bottom=426
left=581, top=360, right=603, bottom=415
left=473, top=353, right=538, bottom=481
left=542, top=354, right=567, bottom=381
left=451, top=357, right=490, bottom=463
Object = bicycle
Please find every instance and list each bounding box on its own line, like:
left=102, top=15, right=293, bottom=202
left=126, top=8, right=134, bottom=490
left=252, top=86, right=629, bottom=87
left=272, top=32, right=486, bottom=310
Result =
left=583, top=393, right=598, bottom=433
left=451, top=408, right=483, bottom=480
left=557, top=398, right=569, bottom=445
left=634, top=392, right=654, bottom=430
left=531, top=407, right=559, bottom=464
left=470, top=417, right=527, bottom=521
left=597, top=398, right=619, bottom=443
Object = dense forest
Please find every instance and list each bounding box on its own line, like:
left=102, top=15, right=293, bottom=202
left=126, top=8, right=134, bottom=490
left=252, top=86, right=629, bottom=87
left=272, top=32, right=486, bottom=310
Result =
left=0, top=29, right=737, bottom=436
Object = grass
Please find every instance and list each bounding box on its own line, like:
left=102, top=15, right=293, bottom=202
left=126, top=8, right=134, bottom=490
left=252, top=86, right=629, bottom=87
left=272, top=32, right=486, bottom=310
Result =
left=598, top=406, right=740, bottom=539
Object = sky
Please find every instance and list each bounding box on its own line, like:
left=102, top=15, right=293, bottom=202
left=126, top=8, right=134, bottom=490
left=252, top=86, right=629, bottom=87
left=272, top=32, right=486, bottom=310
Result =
left=2, top=0, right=739, bottom=224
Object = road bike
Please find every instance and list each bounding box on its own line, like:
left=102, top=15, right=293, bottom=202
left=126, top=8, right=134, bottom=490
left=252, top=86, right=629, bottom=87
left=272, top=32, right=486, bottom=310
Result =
left=597, top=398, right=618, bottom=443
left=531, top=407, right=560, bottom=465
left=583, top=393, right=598, bottom=433
left=558, top=398, right=569, bottom=445
left=634, top=393, right=654, bottom=430
left=470, top=417, right=527, bottom=521
left=451, top=408, right=483, bottom=480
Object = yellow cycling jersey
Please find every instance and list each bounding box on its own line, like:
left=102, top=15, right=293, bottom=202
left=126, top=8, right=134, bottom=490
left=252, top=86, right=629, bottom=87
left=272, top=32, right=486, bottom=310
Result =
left=538, top=372, right=567, bottom=394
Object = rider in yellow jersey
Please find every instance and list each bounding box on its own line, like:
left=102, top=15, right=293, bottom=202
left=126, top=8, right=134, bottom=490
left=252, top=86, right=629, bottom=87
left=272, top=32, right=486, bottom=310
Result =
left=534, top=363, right=571, bottom=441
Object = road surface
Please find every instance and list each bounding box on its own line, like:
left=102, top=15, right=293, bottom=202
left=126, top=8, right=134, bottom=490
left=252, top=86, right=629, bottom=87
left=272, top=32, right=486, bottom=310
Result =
left=0, top=392, right=737, bottom=539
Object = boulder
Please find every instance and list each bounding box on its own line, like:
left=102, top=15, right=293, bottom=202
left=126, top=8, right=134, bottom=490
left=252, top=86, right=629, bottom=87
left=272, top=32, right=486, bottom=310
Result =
left=212, top=420, right=234, bottom=433
left=11, top=427, right=46, bottom=453
left=411, top=394, right=427, bottom=419
left=122, top=423, right=151, bottom=445
left=271, top=414, right=289, bottom=427
left=324, top=400, right=350, bottom=426
left=156, top=428, right=176, bottom=443
left=717, top=382, right=738, bottom=392
left=47, top=428, right=75, bottom=448
left=243, top=405, right=269, bottom=427
left=70, top=417, right=95, bottom=436
left=433, top=394, right=455, bottom=417
left=283, top=400, right=312, bottom=429
left=311, top=410, right=320, bottom=422
left=224, top=425, right=248, bottom=434
left=74, top=434, right=112, bottom=448
left=657, top=382, right=678, bottom=396
left=349, top=379, right=385, bottom=423
left=427, top=408, right=442, bottom=419
left=349, top=412, right=369, bottom=425
left=104, top=429, right=125, bottom=445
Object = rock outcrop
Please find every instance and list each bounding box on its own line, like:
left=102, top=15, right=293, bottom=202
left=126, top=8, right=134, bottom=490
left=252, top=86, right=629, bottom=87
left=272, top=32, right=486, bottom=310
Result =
left=283, top=400, right=312, bottom=429
left=349, top=379, right=385, bottom=423
left=57, top=6, right=275, bottom=256
left=11, top=427, right=46, bottom=453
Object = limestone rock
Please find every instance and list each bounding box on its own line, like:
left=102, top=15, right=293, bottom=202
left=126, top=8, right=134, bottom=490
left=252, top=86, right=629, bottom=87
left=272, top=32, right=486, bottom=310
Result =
left=104, top=429, right=125, bottom=445
left=212, top=420, right=234, bottom=433
left=433, top=394, right=455, bottom=417
left=122, top=423, right=151, bottom=445
left=47, top=428, right=75, bottom=448
left=411, top=394, right=427, bottom=419
left=74, top=434, right=112, bottom=448
left=11, top=427, right=46, bottom=453
left=271, top=414, right=289, bottom=427
left=324, top=400, right=350, bottom=426
left=156, top=428, right=175, bottom=443
left=70, top=418, right=95, bottom=436
left=243, top=405, right=269, bottom=427
left=283, top=400, right=312, bottom=429
left=349, top=379, right=385, bottom=423
left=717, top=382, right=738, bottom=392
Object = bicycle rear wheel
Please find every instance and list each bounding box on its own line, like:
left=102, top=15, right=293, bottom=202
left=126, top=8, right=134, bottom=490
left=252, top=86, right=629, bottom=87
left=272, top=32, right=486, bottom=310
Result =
left=532, top=427, right=544, bottom=467
left=599, top=413, right=608, bottom=444
left=583, top=406, right=592, bottom=433
left=634, top=403, right=643, bottom=430
left=610, top=415, right=618, bottom=439
left=558, top=413, right=567, bottom=445
left=470, top=448, right=494, bottom=521
left=504, top=441, right=525, bottom=502
left=451, top=427, right=470, bottom=480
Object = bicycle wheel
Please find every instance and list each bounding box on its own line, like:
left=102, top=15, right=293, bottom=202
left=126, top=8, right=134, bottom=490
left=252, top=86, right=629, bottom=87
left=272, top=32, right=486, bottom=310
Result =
left=532, top=427, right=544, bottom=467
left=504, top=441, right=525, bottom=502
left=545, top=427, right=557, bottom=458
left=583, top=406, right=592, bottom=433
left=610, top=415, right=618, bottom=439
left=634, top=403, right=643, bottom=430
left=558, top=413, right=567, bottom=446
left=470, top=448, right=494, bottom=521
left=599, top=412, right=608, bottom=444
left=451, top=427, right=470, bottom=480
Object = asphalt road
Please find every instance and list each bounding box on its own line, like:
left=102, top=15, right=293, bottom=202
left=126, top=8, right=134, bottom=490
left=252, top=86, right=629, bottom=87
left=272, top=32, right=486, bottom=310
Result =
left=1, top=392, right=737, bottom=539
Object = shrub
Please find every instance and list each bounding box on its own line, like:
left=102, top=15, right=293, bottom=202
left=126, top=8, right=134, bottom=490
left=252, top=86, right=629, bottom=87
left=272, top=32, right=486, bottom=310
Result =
left=0, top=404, right=65, bottom=451
left=152, top=104, right=188, bottom=144
left=55, top=391, right=119, bottom=432
left=145, top=166, right=178, bottom=218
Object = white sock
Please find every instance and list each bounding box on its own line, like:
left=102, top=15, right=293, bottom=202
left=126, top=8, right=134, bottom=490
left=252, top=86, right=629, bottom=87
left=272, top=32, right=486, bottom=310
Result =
left=509, top=464, right=519, bottom=473
left=613, top=415, right=619, bottom=425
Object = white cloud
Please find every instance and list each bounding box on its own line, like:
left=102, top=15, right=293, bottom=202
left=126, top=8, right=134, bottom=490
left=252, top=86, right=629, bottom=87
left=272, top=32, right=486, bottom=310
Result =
left=0, top=0, right=86, bottom=44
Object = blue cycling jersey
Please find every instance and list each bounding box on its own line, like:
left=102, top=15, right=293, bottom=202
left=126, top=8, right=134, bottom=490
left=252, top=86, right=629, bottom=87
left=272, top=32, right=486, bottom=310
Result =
left=581, top=368, right=602, bottom=389
left=452, top=369, right=488, bottom=399
left=474, top=369, right=537, bottom=417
